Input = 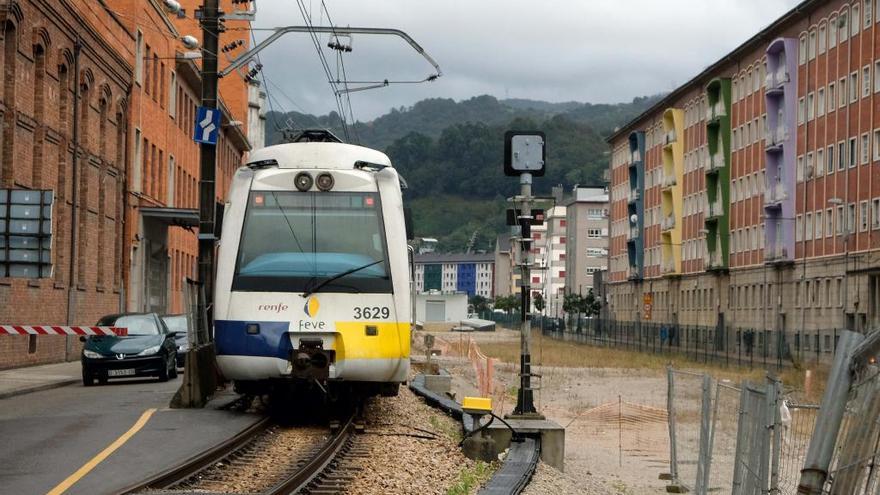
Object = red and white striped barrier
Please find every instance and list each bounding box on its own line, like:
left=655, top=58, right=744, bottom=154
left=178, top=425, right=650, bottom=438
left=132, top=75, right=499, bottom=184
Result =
left=0, top=325, right=128, bottom=336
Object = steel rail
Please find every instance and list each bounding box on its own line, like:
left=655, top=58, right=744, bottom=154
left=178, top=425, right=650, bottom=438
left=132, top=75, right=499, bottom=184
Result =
left=118, top=416, right=272, bottom=494
left=267, top=412, right=356, bottom=495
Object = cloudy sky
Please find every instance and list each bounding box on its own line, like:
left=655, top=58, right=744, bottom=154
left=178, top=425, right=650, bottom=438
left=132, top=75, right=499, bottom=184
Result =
left=251, top=0, right=802, bottom=121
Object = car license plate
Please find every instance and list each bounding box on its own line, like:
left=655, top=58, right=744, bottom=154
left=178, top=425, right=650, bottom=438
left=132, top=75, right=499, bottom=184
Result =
left=108, top=369, right=135, bottom=377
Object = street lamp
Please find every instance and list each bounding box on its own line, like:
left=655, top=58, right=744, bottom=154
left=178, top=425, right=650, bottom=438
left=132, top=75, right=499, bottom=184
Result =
left=828, top=197, right=851, bottom=330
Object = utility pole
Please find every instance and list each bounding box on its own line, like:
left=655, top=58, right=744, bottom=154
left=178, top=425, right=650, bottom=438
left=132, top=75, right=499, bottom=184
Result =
left=198, top=0, right=220, bottom=330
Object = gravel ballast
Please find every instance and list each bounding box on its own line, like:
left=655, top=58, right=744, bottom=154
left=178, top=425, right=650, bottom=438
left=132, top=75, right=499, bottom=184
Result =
left=345, top=386, right=494, bottom=494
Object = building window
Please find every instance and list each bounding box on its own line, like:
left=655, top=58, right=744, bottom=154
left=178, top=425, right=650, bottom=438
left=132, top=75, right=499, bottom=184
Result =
left=867, top=0, right=873, bottom=26
left=799, top=35, right=807, bottom=64
left=839, top=141, right=847, bottom=171
left=798, top=97, right=806, bottom=123
left=875, top=62, right=880, bottom=93
left=861, top=201, right=870, bottom=232
left=827, top=208, right=834, bottom=236
left=853, top=3, right=861, bottom=35
left=841, top=10, right=850, bottom=41
left=851, top=72, right=859, bottom=103
left=840, top=78, right=847, bottom=108
left=863, top=133, right=870, bottom=164
left=837, top=205, right=845, bottom=234
left=829, top=82, right=836, bottom=110
left=807, top=92, right=815, bottom=120
left=809, top=29, right=817, bottom=60
left=169, top=71, right=177, bottom=117
left=827, top=145, right=835, bottom=173
left=806, top=212, right=813, bottom=240
left=848, top=203, right=856, bottom=233
left=864, top=66, right=872, bottom=98
left=134, top=128, right=143, bottom=192
left=817, top=87, right=825, bottom=116
left=819, top=23, right=827, bottom=53
left=816, top=210, right=824, bottom=238
left=797, top=215, right=803, bottom=241
left=135, top=30, right=144, bottom=84
left=797, top=155, right=805, bottom=182
left=830, top=15, right=839, bottom=45
left=817, top=148, right=825, bottom=177
left=872, top=198, right=880, bottom=229
left=850, top=137, right=858, bottom=167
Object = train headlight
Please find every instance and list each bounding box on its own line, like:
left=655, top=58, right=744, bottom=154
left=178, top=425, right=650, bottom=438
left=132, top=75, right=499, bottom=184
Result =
left=316, top=172, right=334, bottom=191
left=294, top=172, right=313, bottom=191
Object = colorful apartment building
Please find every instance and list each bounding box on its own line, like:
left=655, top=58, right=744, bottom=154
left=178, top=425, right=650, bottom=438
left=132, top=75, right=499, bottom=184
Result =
left=607, top=0, right=880, bottom=337
left=414, top=253, right=495, bottom=298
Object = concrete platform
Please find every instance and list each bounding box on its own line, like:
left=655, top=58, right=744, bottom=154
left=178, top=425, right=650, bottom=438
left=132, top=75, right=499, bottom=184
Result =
left=486, top=418, right=565, bottom=471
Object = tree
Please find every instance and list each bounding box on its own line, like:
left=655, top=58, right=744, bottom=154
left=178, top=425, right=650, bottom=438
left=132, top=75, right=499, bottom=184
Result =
left=532, top=291, right=545, bottom=313
left=493, top=294, right=521, bottom=314
left=469, top=295, right=489, bottom=314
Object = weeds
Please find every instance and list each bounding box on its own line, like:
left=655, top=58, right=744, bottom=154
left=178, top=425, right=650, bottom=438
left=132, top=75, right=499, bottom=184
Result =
left=445, top=461, right=495, bottom=495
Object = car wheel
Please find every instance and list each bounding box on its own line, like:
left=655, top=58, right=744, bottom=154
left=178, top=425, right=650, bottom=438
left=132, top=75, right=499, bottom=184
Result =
left=82, top=369, right=95, bottom=387
left=158, top=356, right=170, bottom=382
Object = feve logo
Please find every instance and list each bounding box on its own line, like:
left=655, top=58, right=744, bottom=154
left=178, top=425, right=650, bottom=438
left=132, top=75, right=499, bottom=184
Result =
left=304, top=296, right=320, bottom=318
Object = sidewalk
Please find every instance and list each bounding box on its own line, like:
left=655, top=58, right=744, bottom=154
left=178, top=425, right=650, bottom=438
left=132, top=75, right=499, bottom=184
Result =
left=0, top=361, right=80, bottom=399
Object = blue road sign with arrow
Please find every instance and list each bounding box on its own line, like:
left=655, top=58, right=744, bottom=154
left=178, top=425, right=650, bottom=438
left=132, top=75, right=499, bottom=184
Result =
left=194, top=106, right=220, bottom=145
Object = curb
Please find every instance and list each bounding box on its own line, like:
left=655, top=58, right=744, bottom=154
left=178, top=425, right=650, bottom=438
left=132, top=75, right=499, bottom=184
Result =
left=0, top=378, right=79, bottom=400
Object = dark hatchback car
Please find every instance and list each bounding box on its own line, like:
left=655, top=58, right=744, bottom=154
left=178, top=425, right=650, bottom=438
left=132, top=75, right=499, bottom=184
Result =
left=161, top=314, right=190, bottom=368
left=80, top=313, right=179, bottom=386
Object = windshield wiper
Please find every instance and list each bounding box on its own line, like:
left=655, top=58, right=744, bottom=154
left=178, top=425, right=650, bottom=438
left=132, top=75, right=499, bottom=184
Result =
left=302, top=259, right=385, bottom=298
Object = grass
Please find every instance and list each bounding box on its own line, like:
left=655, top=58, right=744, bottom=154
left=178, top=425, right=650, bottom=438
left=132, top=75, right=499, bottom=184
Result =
left=445, top=461, right=495, bottom=495
left=475, top=331, right=829, bottom=403
left=430, top=413, right=463, bottom=443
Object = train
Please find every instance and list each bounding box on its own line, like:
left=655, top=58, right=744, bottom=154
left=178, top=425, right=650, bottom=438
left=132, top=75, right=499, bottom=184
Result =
left=213, top=130, right=413, bottom=398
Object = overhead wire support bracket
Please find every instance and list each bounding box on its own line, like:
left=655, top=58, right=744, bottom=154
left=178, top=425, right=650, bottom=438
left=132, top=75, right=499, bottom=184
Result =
left=217, top=26, right=442, bottom=82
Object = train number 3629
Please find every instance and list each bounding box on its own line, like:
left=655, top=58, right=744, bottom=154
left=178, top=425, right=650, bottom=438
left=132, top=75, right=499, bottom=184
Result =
left=353, top=307, right=390, bottom=319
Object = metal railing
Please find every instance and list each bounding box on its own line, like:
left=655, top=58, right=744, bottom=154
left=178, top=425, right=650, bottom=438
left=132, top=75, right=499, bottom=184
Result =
left=496, top=316, right=847, bottom=369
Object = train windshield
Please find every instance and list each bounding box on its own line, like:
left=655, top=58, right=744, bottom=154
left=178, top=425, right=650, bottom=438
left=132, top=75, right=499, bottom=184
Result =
left=232, top=191, right=392, bottom=293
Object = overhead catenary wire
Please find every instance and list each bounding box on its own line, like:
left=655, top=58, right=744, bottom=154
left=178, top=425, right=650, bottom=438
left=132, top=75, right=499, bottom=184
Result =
left=320, top=0, right=360, bottom=144
left=295, top=0, right=350, bottom=141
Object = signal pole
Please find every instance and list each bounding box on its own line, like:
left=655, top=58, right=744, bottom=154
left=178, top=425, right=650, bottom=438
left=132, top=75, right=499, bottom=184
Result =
left=504, top=131, right=546, bottom=419
left=198, top=0, right=219, bottom=328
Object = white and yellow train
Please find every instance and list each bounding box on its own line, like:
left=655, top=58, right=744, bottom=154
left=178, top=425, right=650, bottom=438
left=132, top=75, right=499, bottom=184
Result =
left=213, top=131, right=412, bottom=397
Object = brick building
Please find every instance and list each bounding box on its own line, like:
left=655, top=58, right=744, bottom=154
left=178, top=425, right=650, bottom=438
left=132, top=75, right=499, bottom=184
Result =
left=606, top=0, right=880, bottom=356
left=0, top=0, right=133, bottom=367
left=0, top=0, right=253, bottom=369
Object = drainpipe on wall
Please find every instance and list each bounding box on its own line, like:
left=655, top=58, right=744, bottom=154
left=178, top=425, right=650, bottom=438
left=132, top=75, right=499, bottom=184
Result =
left=64, top=36, right=82, bottom=361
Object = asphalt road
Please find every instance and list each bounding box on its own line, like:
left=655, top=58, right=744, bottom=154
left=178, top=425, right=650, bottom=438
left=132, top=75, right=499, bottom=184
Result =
left=0, top=376, right=259, bottom=495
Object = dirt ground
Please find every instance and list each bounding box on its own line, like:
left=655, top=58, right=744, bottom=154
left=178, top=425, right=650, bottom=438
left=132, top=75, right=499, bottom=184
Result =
left=417, top=328, right=672, bottom=494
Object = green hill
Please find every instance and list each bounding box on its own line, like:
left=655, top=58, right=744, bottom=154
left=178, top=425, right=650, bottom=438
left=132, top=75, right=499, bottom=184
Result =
left=265, top=94, right=662, bottom=252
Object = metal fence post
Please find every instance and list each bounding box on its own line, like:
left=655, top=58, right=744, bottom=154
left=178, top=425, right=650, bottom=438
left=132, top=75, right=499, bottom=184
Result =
left=731, top=383, right=748, bottom=494
left=696, top=373, right=713, bottom=495
left=668, top=366, right=680, bottom=484
left=798, top=330, right=865, bottom=494
left=768, top=375, right=781, bottom=494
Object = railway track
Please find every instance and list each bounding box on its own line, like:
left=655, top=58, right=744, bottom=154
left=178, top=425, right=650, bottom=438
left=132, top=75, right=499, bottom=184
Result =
left=121, top=411, right=360, bottom=495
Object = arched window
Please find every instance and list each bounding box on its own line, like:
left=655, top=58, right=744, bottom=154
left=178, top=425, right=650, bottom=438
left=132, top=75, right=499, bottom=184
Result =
left=32, top=44, right=46, bottom=187
left=2, top=21, right=17, bottom=186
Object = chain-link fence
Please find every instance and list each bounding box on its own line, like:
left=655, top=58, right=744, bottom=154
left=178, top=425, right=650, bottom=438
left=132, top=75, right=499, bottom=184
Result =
left=823, top=364, right=880, bottom=493
left=666, top=368, right=819, bottom=495
left=481, top=312, right=846, bottom=368
left=667, top=369, right=711, bottom=492
left=777, top=403, right=819, bottom=493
